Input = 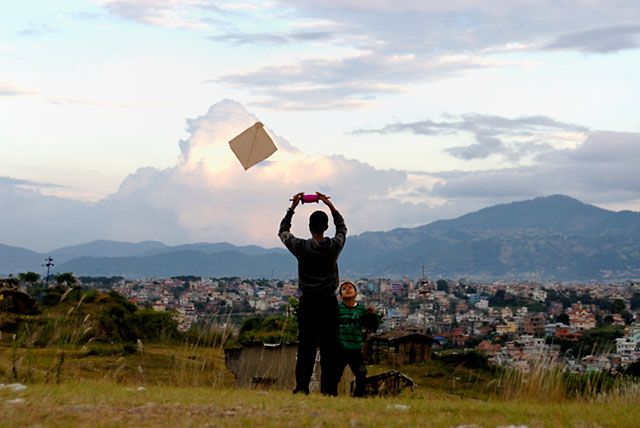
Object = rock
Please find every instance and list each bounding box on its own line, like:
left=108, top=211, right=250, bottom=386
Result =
left=386, top=404, right=410, bottom=411
left=0, top=383, right=27, bottom=392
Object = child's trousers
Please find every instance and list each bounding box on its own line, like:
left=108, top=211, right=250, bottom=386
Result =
left=337, top=348, right=367, bottom=397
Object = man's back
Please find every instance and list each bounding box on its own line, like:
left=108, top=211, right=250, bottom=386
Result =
left=278, top=207, right=346, bottom=296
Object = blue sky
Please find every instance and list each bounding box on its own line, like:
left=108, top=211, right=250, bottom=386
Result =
left=2, top=1, right=640, bottom=250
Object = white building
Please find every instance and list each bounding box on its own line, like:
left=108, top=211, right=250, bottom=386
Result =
left=616, top=337, right=637, bottom=354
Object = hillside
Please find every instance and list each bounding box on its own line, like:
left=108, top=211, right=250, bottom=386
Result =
left=342, top=195, right=640, bottom=280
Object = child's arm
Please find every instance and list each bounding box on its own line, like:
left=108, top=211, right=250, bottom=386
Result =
left=363, top=306, right=380, bottom=332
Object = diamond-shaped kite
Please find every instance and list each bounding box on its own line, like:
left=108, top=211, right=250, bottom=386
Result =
left=228, top=121, right=278, bottom=170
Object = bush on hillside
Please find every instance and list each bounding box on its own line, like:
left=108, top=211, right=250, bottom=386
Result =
left=129, top=308, right=180, bottom=342
left=435, top=350, right=492, bottom=371
left=238, top=315, right=297, bottom=345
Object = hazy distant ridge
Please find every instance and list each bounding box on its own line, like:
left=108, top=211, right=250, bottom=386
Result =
left=2, top=195, right=640, bottom=280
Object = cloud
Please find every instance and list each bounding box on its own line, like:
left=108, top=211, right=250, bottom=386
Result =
left=354, top=114, right=589, bottom=162
left=16, top=23, right=58, bottom=37
left=0, top=100, right=444, bottom=251
left=208, top=2, right=640, bottom=108
left=0, top=83, right=32, bottom=97
left=100, top=0, right=225, bottom=29
left=272, top=1, right=640, bottom=54
left=209, top=30, right=335, bottom=45
left=545, top=24, right=640, bottom=53
left=0, top=82, right=100, bottom=105
left=99, top=1, right=640, bottom=109
left=0, top=176, right=66, bottom=189
left=214, top=53, right=489, bottom=110
left=432, top=131, right=640, bottom=205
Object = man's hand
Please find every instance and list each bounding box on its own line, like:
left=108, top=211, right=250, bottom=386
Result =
left=316, top=191, right=336, bottom=211
left=290, top=192, right=304, bottom=210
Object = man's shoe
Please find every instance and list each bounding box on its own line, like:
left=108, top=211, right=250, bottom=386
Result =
left=292, top=387, right=309, bottom=395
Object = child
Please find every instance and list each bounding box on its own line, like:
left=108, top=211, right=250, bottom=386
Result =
left=336, top=281, right=380, bottom=397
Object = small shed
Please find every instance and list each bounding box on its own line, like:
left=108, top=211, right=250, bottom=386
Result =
left=369, top=329, right=434, bottom=365
left=224, top=343, right=304, bottom=390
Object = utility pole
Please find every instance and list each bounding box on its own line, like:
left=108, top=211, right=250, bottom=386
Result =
left=43, top=257, right=54, bottom=288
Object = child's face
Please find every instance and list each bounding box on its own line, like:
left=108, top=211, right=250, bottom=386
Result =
left=340, top=283, right=356, bottom=299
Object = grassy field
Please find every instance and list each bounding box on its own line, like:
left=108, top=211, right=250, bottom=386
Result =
left=0, top=343, right=236, bottom=387
left=2, top=343, right=640, bottom=427
left=2, top=379, right=639, bottom=427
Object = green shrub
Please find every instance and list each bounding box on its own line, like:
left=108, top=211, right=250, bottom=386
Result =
left=129, top=308, right=180, bottom=342
left=237, top=315, right=297, bottom=345
left=436, top=351, right=491, bottom=371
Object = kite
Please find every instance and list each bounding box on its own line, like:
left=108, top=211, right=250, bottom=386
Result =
left=228, top=121, right=278, bottom=170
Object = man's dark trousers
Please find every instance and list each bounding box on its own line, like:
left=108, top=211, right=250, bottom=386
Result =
left=295, top=294, right=339, bottom=395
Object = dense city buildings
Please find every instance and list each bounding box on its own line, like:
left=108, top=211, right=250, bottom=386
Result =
left=77, top=275, right=640, bottom=373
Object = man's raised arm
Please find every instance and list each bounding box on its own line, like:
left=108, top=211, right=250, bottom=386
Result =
left=317, top=192, right=347, bottom=248
left=278, top=192, right=304, bottom=253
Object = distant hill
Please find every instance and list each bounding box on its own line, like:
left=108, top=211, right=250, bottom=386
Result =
left=342, top=195, right=640, bottom=280
left=57, top=250, right=295, bottom=278
left=0, top=241, right=287, bottom=277
left=139, top=242, right=285, bottom=257
left=2, top=195, right=640, bottom=280
left=50, top=240, right=168, bottom=262
left=0, top=244, right=43, bottom=274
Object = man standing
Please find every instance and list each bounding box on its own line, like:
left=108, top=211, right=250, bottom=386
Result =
left=278, top=191, right=347, bottom=396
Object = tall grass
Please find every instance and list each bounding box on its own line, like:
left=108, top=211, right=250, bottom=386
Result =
left=496, top=360, right=639, bottom=402
left=1, top=287, right=238, bottom=388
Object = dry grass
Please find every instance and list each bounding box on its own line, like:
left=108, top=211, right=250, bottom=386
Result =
left=1, top=380, right=640, bottom=427
left=2, top=341, right=640, bottom=427
left=0, top=344, right=236, bottom=387
left=495, top=361, right=637, bottom=403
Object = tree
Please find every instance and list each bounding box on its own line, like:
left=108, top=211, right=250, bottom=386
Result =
left=55, top=272, right=77, bottom=286
left=130, top=308, right=180, bottom=342
left=631, top=292, right=640, bottom=311
left=610, top=299, right=626, bottom=314
left=238, top=315, right=297, bottom=345
left=18, top=271, right=40, bottom=284
left=557, top=313, right=570, bottom=325
left=436, top=279, right=449, bottom=293
left=621, top=310, right=634, bottom=325
left=625, top=360, right=640, bottom=378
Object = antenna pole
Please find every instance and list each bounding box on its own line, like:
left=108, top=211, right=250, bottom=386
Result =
left=43, top=257, right=54, bottom=288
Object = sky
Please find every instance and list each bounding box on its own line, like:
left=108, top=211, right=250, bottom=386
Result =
left=1, top=0, right=640, bottom=252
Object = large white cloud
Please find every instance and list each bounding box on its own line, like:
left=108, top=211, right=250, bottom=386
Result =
left=0, top=100, right=446, bottom=251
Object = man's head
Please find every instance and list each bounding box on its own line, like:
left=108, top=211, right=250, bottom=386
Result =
left=309, top=210, right=329, bottom=235
left=339, top=281, right=357, bottom=300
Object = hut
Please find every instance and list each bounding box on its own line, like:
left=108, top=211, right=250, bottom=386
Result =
left=225, top=343, right=307, bottom=390
left=369, top=329, right=433, bottom=365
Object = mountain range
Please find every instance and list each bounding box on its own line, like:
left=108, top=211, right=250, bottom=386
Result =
left=2, top=195, right=639, bottom=281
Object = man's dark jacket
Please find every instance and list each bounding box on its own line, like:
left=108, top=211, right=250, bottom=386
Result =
left=278, top=208, right=347, bottom=297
